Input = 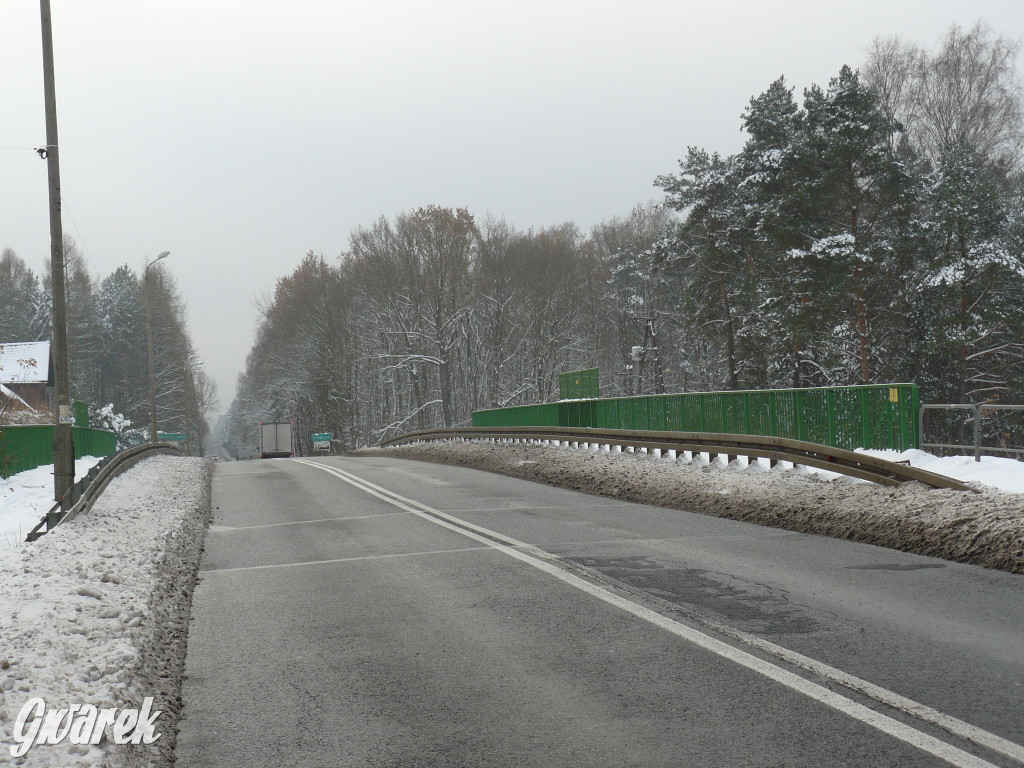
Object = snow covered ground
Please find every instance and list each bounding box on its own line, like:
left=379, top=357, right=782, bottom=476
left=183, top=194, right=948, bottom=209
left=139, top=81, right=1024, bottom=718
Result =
left=0, top=458, right=103, bottom=547
left=702, top=449, right=1024, bottom=494
left=0, top=456, right=210, bottom=767
left=858, top=449, right=1024, bottom=494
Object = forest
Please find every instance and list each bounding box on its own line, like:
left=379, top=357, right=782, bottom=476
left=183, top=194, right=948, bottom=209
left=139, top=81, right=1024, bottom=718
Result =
left=220, top=23, right=1024, bottom=457
left=0, top=239, right=215, bottom=449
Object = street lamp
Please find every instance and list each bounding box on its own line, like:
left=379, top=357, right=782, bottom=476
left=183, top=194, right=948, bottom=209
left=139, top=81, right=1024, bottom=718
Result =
left=145, top=251, right=170, bottom=443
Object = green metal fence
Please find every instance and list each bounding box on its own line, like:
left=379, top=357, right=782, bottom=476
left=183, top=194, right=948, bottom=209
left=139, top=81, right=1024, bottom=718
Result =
left=74, top=400, right=89, bottom=428
left=0, top=425, right=118, bottom=478
left=472, top=384, right=920, bottom=451
left=472, top=402, right=561, bottom=429
left=558, top=368, right=600, bottom=400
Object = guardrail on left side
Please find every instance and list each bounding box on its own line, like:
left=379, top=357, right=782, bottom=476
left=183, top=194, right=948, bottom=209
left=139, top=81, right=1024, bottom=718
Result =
left=25, top=442, right=180, bottom=542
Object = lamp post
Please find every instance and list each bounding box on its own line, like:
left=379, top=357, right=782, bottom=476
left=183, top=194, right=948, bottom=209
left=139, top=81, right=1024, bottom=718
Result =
left=145, top=251, right=170, bottom=443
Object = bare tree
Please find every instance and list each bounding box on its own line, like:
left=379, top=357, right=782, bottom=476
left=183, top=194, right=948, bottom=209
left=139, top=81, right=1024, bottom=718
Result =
left=914, top=23, right=1023, bottom=169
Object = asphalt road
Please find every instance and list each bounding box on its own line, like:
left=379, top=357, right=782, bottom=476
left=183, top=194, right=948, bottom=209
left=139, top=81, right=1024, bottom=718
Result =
left=176, top=455, right=1024, bottom=768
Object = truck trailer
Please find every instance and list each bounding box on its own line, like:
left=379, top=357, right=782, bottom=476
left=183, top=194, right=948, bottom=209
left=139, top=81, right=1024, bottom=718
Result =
left=259, top=421, right=294, bottom=459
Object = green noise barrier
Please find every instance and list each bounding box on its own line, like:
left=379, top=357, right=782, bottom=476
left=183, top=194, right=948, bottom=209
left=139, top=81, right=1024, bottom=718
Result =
left=558, top=368, right=600, bottom=401
left=472, top=383, right=920, bottom=452
left=0, top=425, right=118, bottom=478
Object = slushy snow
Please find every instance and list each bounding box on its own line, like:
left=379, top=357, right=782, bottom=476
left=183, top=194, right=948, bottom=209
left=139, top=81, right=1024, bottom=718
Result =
left=0, top=456, right=210, bottom=768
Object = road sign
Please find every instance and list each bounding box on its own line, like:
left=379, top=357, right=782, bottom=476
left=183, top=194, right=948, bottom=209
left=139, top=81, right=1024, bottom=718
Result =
left=158, top=432, right=187, bottom=441
left=311, top=433, right=333, bottom=451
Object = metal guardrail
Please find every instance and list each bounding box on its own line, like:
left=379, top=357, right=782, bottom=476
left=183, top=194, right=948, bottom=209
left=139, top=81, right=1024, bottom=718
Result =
left=380, top=426, right=978, bottom=493
left=25, top=442, right=180, bottom=542
left=920, top=404, right=1024, bottom=462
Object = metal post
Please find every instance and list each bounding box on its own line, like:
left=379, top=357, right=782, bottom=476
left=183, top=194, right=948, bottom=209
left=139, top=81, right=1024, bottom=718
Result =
left=40, top=0, right=74, bottom=503
left=918, top=405, right=925, bottom=454
left=973, top=403, right=982, bottom=463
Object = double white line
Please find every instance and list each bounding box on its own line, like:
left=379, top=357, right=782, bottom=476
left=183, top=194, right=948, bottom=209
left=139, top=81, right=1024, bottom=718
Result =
left=293, top=457, right=1023, bottom=768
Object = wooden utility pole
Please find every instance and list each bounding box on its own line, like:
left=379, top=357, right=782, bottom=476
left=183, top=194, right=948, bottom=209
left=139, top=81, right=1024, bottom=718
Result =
left=183, top=362, right=193, bottom=457
left=39, top=0, right=74, bottom=503
left=630, top=315, right=665, bottom=395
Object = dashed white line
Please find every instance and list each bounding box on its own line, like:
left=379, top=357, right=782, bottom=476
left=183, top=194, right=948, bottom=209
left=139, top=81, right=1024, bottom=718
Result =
left=208, top=511, right=410, bottom=532
left=201, top=545, right=490, bottom=574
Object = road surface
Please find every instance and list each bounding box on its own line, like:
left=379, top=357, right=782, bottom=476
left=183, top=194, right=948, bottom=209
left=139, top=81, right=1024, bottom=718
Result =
left=176, top=455, right=1024, bottom=767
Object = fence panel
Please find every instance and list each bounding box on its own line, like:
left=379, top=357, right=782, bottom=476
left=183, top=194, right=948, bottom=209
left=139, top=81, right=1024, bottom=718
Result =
left=558, top=368, right=600, bottom=400
left=0, top=425, right=118, bottom=478
left=921, top=403, right=1023, bottom=460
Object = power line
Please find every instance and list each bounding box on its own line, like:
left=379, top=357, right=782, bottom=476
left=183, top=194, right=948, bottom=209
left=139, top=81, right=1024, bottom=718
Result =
left=60, top=195, right=102, bottom=278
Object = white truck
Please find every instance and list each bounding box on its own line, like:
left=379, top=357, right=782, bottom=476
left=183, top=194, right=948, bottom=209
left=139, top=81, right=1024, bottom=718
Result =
left=259, top=421, right=294, bottom=459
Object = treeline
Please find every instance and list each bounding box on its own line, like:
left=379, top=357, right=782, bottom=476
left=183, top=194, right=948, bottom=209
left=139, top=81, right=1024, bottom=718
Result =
left=222, top=23, right=1024, bottom=455
left=222, top=207, right=675, bottom=455
left=657, top=23, right=1024, bottom=404
left=0, top=240, right=215, bottom=449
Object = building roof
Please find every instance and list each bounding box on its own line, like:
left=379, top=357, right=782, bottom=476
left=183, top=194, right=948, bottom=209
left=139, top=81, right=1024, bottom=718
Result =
left=0, top=382, right=35, bottom=412
left=0, top=341, right=53, bottom=385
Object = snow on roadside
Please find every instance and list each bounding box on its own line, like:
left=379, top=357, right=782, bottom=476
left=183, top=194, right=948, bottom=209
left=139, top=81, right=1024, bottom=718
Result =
left=858, top=449, right=1024, bottom=494
left=0, top=455, right=210, bottom=768
left=721, top=449, right=1022, bottom=494
left=0, top=458, right=103, bottom=547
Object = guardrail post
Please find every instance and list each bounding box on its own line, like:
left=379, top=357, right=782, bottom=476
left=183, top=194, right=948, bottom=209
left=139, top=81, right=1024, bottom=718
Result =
left=974, top=403, right=982, bottom=462
left=919, top=405, right=925, bottom=454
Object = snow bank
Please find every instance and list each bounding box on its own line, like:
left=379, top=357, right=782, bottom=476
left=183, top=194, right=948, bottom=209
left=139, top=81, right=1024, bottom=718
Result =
left=377, top=441, right=1024, bottom=574
left=1, top=458, right=103, bottom=547
left=857, top=449, right=1024, bottom=495
left=0, top=456, right=210, bottom=767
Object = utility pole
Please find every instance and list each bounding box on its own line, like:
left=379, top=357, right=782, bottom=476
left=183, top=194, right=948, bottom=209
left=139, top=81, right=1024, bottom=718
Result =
left=39, top=0, right=74, bottom=503
left=629, top=315, right=665, bottom=395
left=184, top=356, right=204, bottom=458
left=183, top=361, right=192, bottom=456
left=145, top=252, right=170, bottom=443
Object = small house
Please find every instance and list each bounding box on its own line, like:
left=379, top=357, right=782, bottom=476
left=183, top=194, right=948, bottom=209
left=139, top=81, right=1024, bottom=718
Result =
left=0, top=341, right=53, bottom=412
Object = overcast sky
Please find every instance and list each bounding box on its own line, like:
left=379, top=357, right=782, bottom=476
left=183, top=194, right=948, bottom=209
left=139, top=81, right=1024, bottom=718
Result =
left=2, top=1, right=1022, bottom=415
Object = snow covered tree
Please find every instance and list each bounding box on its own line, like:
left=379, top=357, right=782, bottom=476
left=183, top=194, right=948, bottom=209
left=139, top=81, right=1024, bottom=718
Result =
left=921, top=137, right=1024, bottom=403
left=0, top=249, right=46, bottom=343
left=657, top=148, right=756, bottom=390
left=788, top=66, right=911, bottom=383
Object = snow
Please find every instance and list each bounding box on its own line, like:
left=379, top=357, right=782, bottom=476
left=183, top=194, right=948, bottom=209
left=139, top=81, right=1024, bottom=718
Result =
left=0, top=343, right=50, bottom=385
left=686, top=448, right=1023, bottom=495
left=858, top=449, right=1024, bottom=494
left=92, top=405, right=131, bottom=435
left=0, top=458, right=103, bottom=547
left=0, top=455, right=209, bottom=767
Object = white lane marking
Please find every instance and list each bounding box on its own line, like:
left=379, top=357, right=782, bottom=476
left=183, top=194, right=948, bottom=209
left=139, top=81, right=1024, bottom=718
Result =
left=201, top=546, right=490, bottom=574
left=294, top=458, right=555, bottom=560
left=294, top=457, right=1021, bottom=768
left=208, top=511, right=410, bottom=532
left=300, top=458, right=1024, bottom=764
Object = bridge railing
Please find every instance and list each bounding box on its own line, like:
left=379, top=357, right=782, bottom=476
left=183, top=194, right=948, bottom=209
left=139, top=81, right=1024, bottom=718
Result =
left=473, top=383, right=920, bottom=453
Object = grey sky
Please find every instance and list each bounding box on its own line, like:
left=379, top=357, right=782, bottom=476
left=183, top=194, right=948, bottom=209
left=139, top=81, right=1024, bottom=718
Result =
left=2, top=1, right=1022, bottom=414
